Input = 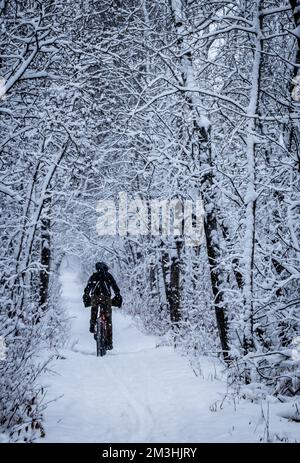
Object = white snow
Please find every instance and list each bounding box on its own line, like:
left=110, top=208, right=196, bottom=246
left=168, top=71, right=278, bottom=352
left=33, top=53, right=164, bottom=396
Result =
left=37, top=260, right=300, bottom=443
left=292, top=25, right=300, bottom=40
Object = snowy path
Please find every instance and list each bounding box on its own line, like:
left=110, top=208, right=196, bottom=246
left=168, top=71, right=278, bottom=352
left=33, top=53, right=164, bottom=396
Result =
left=38, top=260, right=299, bottom=443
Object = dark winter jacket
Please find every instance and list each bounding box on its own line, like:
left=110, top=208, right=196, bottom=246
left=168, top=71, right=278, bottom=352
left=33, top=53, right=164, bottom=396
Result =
left=84, top=270, right=120, bottom=300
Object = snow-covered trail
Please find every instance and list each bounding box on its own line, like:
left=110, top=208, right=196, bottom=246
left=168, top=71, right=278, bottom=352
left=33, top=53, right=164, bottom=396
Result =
left=38, top=259, right=298, bottom=443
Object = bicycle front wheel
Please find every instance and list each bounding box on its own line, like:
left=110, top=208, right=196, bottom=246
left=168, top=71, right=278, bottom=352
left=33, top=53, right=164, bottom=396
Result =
left=96, top=318, right=107, bottom=357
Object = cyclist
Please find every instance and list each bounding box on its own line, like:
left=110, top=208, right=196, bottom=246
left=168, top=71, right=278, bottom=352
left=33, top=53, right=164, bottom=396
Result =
left=83, top=262, right=121, bottom=350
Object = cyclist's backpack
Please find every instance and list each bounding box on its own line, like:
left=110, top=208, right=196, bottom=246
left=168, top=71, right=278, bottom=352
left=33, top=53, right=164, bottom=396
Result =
left=91, top=275, right=110, bottom=300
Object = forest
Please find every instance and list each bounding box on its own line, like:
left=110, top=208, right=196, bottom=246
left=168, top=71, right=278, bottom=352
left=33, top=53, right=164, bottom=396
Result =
left=0, top=0, right=300, bottom=443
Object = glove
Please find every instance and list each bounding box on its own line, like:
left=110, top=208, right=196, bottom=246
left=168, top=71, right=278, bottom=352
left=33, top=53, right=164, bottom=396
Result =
left=111, top=293, right=122, bottom=308
left=83, top=294, right=91, bottom=308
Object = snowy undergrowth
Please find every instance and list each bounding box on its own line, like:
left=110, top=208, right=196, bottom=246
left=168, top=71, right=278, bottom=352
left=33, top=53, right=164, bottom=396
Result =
left=1, top=270, right=69, bottom=443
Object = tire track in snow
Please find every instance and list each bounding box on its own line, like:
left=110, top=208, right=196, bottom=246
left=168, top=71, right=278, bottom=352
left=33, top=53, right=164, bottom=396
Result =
left=102, top=357, right=155, bottom=443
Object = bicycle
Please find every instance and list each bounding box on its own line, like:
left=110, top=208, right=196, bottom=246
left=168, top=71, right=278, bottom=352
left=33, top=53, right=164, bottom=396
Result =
left=88, top=293, right=122, bottom=357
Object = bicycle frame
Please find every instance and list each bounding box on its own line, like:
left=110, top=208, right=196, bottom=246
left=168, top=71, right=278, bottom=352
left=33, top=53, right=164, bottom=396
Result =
left=94, top=305, right=108, bottom=357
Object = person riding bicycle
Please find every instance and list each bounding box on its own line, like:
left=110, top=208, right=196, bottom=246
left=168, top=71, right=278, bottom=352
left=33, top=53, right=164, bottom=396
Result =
left=83, top=262, right=121, bottom=350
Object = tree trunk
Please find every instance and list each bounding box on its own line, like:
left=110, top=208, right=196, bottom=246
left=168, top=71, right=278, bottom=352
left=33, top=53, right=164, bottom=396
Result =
left=242, top=0, right=263, bottom=355
left=290, top=0, right=300, bottom=79
left=169, top=0, right=230, bottom=360
left=39, top=196, right=51, bottom=311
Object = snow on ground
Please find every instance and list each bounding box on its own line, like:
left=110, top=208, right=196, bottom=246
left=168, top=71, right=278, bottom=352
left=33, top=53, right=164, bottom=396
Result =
left=37, top=257, right=299, bottom=443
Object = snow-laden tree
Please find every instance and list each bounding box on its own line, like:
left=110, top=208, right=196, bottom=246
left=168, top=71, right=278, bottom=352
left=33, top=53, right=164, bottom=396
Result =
left=0, top=0, right=99, bottom=439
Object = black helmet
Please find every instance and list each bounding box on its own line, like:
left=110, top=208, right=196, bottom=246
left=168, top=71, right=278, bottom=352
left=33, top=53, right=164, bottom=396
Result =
left=95, top=261, right=108, bottom=272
